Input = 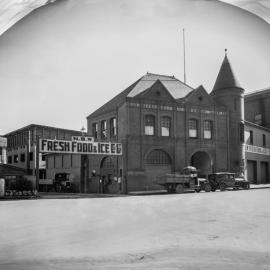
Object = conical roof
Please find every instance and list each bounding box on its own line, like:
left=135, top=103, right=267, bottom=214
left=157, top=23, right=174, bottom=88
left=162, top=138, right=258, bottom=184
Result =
left=212, top=54, right=243, bottom=92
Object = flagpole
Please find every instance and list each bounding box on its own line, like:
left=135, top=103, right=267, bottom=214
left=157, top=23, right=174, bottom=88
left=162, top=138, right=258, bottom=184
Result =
left=183, top=28, right=187, bottom=84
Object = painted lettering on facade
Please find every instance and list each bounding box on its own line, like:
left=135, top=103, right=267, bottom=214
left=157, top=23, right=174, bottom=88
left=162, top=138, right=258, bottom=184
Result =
left=245, top=144, right=270, bottom=156
left=40, top=139, right=122, bottom=155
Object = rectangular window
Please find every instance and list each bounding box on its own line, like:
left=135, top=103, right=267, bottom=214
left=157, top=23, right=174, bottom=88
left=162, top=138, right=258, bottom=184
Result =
left=255, top=113, right=262, bottom=125
left=42, top=154, right=46, bottom=161
left=203, top=120, right=212, bottom=139
left=145, top=115, right=155, bottom=136
left=250, top=130, right=253, bottom=145
left=110, top=117, right=117, bottom=137
left=20, top=153, right=25, bottom=162
left=101, top=120, right=107, bottom=139
left=189, top=119, right=198, bottom=138
left=92, top=123, right=98, bottom=139
left=8, top=156, right=12, bottom=164
left=161, top=117, right=171, bottom=137
left=263, top=134, right=266, bottom=147
left=29, top=152, right=33, bottom=161
left=14, top=155, right=18, bottom=163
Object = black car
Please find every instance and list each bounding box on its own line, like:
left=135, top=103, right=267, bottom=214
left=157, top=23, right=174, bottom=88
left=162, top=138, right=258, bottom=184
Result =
left=208, top=172, right=250, bottom=191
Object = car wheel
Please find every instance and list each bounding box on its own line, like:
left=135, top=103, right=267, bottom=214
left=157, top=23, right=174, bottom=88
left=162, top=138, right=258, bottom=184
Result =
left=175, top=184, right=184, bottom=194
left=220, top=183, right=226, bottom=191
left=204, top=183, right=211, bottom=192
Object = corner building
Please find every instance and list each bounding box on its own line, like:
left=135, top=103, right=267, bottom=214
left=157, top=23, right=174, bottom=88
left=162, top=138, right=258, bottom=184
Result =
left=86, top=54, right=247, bottom=193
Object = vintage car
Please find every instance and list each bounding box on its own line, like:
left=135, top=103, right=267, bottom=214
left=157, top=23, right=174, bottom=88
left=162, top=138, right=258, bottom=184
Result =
left=207, top=172, right=250, bottom=191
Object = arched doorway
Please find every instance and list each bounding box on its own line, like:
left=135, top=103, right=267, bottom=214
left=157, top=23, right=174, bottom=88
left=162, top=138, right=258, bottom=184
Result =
left=190, top=151, right=212, bottom=176
left=144, top=149, right=172, bottom=190
left=100, top=156, right=120, bottom=193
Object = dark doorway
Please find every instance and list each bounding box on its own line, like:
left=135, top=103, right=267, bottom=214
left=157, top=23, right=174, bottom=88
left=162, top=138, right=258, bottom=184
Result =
left=260, top=162, right=269, bottom=184
left=190, top=151, right=212, bottom=176
left=247, top=160, right=257, bottom=184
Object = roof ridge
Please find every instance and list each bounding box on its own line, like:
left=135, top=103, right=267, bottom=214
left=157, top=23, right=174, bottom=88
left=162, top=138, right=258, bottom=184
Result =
left=245, top=87, right=270, bottom=96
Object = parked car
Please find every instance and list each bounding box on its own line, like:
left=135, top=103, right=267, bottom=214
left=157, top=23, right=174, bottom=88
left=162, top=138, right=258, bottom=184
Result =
left=208, top=172, right=250, bottom=191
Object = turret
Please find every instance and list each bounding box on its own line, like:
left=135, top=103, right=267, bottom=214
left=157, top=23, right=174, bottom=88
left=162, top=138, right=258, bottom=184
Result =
left=211, top=50, right=245, bottom=173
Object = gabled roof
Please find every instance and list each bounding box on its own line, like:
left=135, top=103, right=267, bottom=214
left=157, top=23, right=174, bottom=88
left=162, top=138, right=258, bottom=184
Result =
left=87, top=73, right=193, bottom=118
left=212, top=54, right=243, bottom=93
left=127, top=73, right=193, bottom=99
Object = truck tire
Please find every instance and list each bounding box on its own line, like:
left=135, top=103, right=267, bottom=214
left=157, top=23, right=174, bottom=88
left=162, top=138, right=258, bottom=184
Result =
left=175, top=184, right=184, bottom=194
left=220, top=183, right=226, bottom=191
left=204, top=183, right=211, bottom=192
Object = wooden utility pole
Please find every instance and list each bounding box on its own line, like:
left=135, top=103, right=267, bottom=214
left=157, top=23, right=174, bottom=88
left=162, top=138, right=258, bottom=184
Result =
left=35, top=135, right=40, bottom=191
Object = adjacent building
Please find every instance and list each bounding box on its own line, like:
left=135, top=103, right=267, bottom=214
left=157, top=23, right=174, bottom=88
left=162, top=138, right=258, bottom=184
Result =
left=0, top=136, right=7, bottom=164
left=4, top=124, right=82, bottom=190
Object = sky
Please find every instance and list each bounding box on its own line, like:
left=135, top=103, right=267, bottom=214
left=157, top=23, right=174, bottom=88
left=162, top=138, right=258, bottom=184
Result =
left=0, top=0, right=269, bottom=135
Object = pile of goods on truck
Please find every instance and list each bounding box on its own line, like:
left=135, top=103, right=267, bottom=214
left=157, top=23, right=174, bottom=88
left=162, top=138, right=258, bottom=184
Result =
left=156, top=166, right=211, bottom=193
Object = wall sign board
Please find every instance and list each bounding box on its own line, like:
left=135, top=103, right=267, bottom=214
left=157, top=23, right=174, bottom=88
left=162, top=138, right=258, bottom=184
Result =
left=39, top=139, right=122, bottom=155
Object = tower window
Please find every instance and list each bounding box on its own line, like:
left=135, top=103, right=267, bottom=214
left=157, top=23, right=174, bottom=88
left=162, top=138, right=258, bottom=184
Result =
left=203, top=120, right=213, bottom=139
left=161, top=117, right=171, bottom=137
left=145, top=115, right=155, bottom=136
left=239, top=122, right=244, bottom=143
left=189, top=119, right=198, bottom=138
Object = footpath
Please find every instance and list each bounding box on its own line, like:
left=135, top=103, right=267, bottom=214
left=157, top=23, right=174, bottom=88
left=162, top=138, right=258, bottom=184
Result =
left=1, top=184, right=269, bottom=200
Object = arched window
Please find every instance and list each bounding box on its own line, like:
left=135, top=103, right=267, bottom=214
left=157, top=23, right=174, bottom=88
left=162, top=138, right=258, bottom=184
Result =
left=189, top=119, right=198, bottom=138
left=145, top=115, right=155, bottom=136
left=100, top=156, right=114, bottom=169
left=161, top=116, right=171, bottom=137
left=146, top=149, right=171, bottom=165
left=204, top=120, right=213, bottom=139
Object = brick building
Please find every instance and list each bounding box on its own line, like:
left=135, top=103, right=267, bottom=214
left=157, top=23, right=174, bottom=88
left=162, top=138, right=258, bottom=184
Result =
left=4, top=124, right=81, bottom=190
left=86, top=53, right=253, bottom=193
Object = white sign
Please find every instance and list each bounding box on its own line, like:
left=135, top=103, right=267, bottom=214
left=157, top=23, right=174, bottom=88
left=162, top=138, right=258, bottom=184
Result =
left=0, top=179, right=5, bottom=197
left=40, top=139, right=122, bottom=155
left=39, top=179, right=53, bottom=185
left=71, top=136, right=94, bottom=142
left=245, top=144, right=270, bottom=156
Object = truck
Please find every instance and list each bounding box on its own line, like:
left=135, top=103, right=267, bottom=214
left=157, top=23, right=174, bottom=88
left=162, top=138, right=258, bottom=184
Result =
left=156, top=166, right=211, bottom=194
